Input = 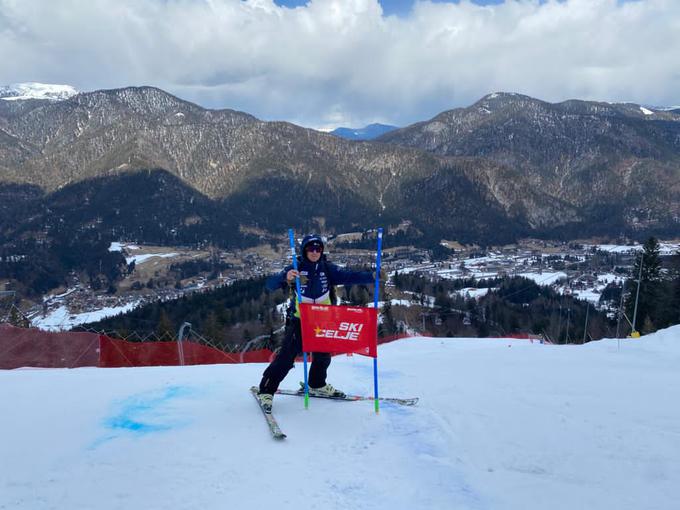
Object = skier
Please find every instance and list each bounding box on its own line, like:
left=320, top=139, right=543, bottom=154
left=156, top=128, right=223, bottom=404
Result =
left=257, top=234, right=375, bottom=412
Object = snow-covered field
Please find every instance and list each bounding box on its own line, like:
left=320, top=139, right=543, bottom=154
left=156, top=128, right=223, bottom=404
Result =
left=31, top=301, right=141, bottom=331
left=108, top=241, right=179, bottom=265
left=2, top=327, right=679, bottom=510
left=588, top=242, right=680, bottom=255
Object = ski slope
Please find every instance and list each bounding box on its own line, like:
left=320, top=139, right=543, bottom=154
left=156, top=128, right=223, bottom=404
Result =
left=2, top=328, right=679, bottom=510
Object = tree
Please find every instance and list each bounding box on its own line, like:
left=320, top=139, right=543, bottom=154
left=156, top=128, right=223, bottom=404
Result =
left=156, top=309, right=174, bottom=339
left=625, top=237, right=662, bottom=333
left=203, top=311, right=222, bottom=342
left=9, top=305, right=30, bottom=328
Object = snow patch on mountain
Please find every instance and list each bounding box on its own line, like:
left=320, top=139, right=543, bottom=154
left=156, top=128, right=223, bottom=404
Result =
left=0, top=82, right=78, bottom=101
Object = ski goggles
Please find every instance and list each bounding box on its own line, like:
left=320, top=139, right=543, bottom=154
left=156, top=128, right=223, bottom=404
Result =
left=306, top=243, right=323, bottom=253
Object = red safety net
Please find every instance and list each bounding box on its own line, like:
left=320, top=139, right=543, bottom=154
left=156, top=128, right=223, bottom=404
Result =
left=1, top=324, right=409, bottom=370
left=98, top=336, right=275, bottom=367
left=0, top=323, right=99, bottom=369
left=0, top=324, right=278, bottom=369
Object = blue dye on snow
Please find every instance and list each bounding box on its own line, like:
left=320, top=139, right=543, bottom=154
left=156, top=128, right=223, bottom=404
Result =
left=92, top=385, right=196, bottom=447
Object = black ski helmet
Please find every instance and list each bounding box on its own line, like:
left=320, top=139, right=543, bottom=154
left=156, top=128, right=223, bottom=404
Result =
left=300, top=234, right=324, bottom=258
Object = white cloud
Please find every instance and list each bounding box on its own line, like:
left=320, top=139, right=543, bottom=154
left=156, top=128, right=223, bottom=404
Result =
left=1, top=0, right=678, bottom=128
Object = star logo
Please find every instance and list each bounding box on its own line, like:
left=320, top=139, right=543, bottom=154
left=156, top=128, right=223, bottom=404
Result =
left=314, top=326, right=323, bottom=336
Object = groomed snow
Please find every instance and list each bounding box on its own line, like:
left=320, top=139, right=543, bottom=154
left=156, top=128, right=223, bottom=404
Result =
left=2, top=326, right=679, bottom=509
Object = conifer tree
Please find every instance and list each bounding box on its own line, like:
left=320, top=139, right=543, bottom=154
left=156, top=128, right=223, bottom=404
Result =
left=156, top=309, right=175, bottom=339
left=625, top=237, right=661, bottom=333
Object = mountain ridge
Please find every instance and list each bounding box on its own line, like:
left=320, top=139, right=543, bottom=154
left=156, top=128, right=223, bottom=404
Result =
left=330, top=123, right=399, bottom=140
left=1, top=86, right=678, bottom=248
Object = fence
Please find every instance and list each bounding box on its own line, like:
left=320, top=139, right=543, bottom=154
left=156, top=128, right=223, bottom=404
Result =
left=0, top=324, right=412, bottom=370
left=0, top=324, right=100, bottom=369
left=0, top=324, right=275, bottom=369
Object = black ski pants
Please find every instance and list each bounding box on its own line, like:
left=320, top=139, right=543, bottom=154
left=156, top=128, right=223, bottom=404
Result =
left=259, top=318, right=331, bottom=394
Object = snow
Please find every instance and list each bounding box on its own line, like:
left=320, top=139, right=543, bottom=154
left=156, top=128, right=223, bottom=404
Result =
left=126, top=252, right=179, bottom=265
left=640, top=106, right=654, bottom=115
left=42, top=287, right=78, bottom=302
left=108, top=241, right=141, bottom=253
left=108, top=242, right=125, bottom=252
left=0, top=82, right=77, bottom=101
left=588, top=242, right=680, bottom=255
left=454, top=287, right=493, bottom=299
left=570, top=289, right=601, bottom=303
left=367, top=299, right=412, bottom=308
left=518, top=271, right=567, bottom=285
left=2, top=326, right=679, bottom=509
left=592, top=244, right=642, bottom=253
left=388, top=298, right=413, bottom=306
left=31, top=301, right=141, bottom=331
left=597, top=273, right=622, bottom=285
left=108, top=242, right=178, bottom=264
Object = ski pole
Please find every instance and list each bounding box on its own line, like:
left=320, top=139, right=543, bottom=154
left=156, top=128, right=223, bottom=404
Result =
left=289, top=229, right=309, bottom=409
left=373, top=228, right=383, bottom=413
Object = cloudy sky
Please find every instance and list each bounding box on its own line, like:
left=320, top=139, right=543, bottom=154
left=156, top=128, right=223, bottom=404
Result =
left=1, top=0, right=679, bottom=129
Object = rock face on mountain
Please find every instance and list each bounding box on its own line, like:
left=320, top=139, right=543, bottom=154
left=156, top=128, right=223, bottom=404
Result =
left=1, top=87, right=678, bottom=247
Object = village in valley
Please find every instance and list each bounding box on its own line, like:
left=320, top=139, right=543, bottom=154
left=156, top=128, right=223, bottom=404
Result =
left=16, top=235, right=680, bottom=335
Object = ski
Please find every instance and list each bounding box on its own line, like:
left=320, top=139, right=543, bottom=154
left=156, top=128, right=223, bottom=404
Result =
left=250, top=387, right=286, bottom=440
left=275, top=386, right=419, bottom=406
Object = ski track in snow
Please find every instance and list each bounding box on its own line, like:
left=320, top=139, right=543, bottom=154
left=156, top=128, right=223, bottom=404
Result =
left=344, top=360, right=484, bottom=509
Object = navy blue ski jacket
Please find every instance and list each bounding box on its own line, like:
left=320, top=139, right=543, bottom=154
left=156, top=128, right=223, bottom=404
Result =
left=266, top=255, right=374, bottom=317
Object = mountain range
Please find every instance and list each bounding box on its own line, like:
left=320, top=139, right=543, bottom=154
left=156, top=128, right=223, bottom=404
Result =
left=330, top=123, right=398, bottom=140
left=1, top=86, right=679, bottom=253
left=380, top=92, right=680, bottom=236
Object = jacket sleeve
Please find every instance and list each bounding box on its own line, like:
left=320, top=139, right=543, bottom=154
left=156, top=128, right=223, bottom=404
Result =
left=266, top=265, right=293, bottom=291
left=326, top=262, right=374, bottom=286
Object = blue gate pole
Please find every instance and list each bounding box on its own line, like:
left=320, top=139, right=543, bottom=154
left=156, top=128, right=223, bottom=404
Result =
left=372, top=228, right=384, bottom=413
left=289, top=229, right=310, bottom=409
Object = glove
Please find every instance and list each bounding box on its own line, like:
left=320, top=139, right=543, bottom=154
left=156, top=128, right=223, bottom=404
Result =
left=286, top=269, right=308, bottom=286
left=287, top=274, right=308, bottom=286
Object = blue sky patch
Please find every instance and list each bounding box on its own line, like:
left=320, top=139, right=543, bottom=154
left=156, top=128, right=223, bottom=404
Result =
left=274, top=0, right=507, bottom=17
